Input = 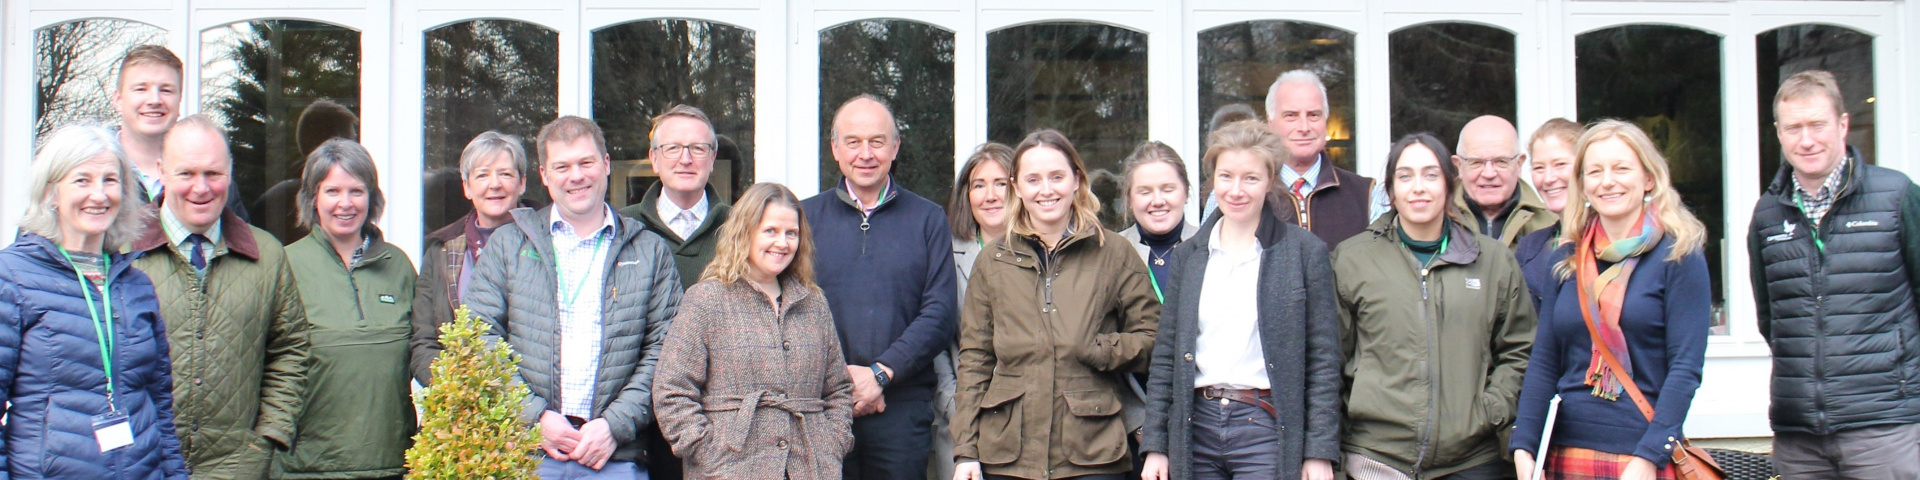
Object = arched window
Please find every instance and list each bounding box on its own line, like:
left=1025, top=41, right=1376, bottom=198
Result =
left=421, top=19, right=558, bottom=235
left=818, top=19, right=956, bottom=205
left=34, top=19, right=166, bottom=141
left=990, top=22, right=1148, bottom=228
left=1757, top=24, right=1875, bottom=186
left=1389, top=22, right=1516, bottom=150
left=201, top=19, right=362, bottom=245
left=592, top=19, right=756, bottom=208
left=1198, top=21, right=1355, bottom=207
left=1575, top=24, right=1727, bottom=331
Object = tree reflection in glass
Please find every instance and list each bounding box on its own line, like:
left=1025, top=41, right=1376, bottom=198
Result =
left=202, top=20, right=361, bottom=244
left=593, top=19, right=756, bottom=208
left=990, top=22, right=1148, bottom=229
left=1757, top=25, right=1875, bottom=187
left=819, top=20, right=956, bottom=205
left=423, top=20, right=558, bottom=235
left=1390, top=23, right=1515, bottom=151
left=1576, top=24, right=1726, bottom=329
left=35, top=19, right=166, bottom=142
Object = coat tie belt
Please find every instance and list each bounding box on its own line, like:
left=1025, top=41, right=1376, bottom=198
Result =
left=703, top=390, right=830, bottom=475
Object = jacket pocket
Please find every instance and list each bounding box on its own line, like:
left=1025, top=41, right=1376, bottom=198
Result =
left=1060, top=389, right=1126, bottom=467
left=976, top=382, right=1025, bottom=465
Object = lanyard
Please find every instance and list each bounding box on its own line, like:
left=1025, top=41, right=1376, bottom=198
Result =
left=58, top=247, right=117, bottom=410
left=1794, top=195, right=1827, bottom=252
left=1145, top=266, right=1164, bottom=303
left=555, top=231, right=607, bottom=307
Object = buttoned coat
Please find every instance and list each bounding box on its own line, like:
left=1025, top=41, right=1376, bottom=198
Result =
left=1138, top=211, right=1343, bottom=480
left=653, top=277, right=855, bottom=480
left=953, top=227, right=1159, bottom=479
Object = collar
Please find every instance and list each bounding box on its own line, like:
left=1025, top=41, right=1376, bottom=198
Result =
left=1801, top=154, right=1851, bottom=201
left=1280, top=154, right=1325, bottom=191
left=161, top=205, right=223, bottom=247
left=1136, top=222, right=1184, bottom=247
left=1205, top=219, right=1262, bottom=260
left=842, top=177, right=897, bottom=214
left=656, top=190, right=710, bottom=225
left=549, top=203, right=618, bottom=239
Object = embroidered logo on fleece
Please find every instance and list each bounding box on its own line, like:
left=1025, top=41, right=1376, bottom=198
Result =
left=1465, top=278, right=1482, bottom=290
left=378, top=294, right=397, bottom=304
left=1766, top=220, right=1796, bottom=243
left=1846, top=220, right=1880, bottom=229
left=520, top=249, right=542, bottom=261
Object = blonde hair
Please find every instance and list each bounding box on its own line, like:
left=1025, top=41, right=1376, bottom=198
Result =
left=1201, top=120, right=1285, bottom=179
left=1773, top=70, right=1846, bottom=119
left=1005, top=129, right=1103, bottom=247
left=116, top=44, right=182, bottom=90
left=1555, top=120, right=1707, bottom=277
left=21, top=124, right=153, bottom=252
left=1528, top=117, right=1584, bottom=152
left=700, top=183, right=818, bottom=291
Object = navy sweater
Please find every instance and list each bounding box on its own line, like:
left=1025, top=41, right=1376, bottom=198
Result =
left=1515, top=225, right=1562, bottom=312
left=1508, top=236, right=1710, bottom=467
left=802, top=182, right=959, bottom=402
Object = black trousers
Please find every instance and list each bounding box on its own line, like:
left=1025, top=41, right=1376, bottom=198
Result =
left=842, top=399, right=933, bottom=480
left=985, top=474, right=1125, bottom=480
left=643, top=422, right=682, bottom=480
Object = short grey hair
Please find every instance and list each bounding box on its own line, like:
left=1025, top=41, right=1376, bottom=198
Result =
left=297, top=138, right=386, bottom=233
left=458, top=131, right=528, bottom=179
left=1266, top=69, right=1331, bottom=119
left=21, top=124, right=152, bottom=252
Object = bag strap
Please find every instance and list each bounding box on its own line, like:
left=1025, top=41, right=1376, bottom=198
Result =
left=1574, top=259, right=1657, bottom=423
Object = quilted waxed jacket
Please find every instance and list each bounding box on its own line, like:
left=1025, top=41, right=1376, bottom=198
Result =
left=128, top=209, right=312, bottom=480
left=462, top=205, right=683, bottom=463
left=1, top=234, right=190, bottom=480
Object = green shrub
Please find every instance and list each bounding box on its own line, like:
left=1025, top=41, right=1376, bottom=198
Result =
left=406, top=306, right=542, bottom=479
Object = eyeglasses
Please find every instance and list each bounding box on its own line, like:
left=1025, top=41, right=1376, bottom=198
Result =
left=1460, top=154, right=1523, bottom=172
left=652, top=143, right=716, bottom=160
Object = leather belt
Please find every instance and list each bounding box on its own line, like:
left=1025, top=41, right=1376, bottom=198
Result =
left=1198, top=386, right=1275, bottom=418
left=565, top=415, right=588, bottom=429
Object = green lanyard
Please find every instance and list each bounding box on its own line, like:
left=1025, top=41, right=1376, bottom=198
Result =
left=1145, top=267, right=1165, bottom=303
left=555, top=232, right=607, bottom=306
left=58, top=247, right=117, bottom=410
left=1794, top=195, right=1827, bottom=252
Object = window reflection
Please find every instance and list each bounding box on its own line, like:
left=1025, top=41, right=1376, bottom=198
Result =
left=593, top=19, right=756, bottom=208
left=1198, top=21, right=1356, bottom=172
left=819, top=19, right=956, bottom=205
left=34, top=19, right=167, bottom=142
left=1575, top=25, right=1727, bottom=332
left=202, top=20, right=362, bottom=245
left=1390, top=23, right=1515, bottom=150
left=989, top=22, right=1148, bottom=229
left=1758, top=25, right=1875, bottom=187
left=423, top=20, right=558, bottom=235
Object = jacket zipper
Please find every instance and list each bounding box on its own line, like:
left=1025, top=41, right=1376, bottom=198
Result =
left=860, top=212, right=872, bottom=255
left=1412, top=266, right=1440, bottom=478
left=1805, top=209, right=1830, bottom=432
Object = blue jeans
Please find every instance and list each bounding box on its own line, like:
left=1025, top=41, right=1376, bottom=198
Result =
left=538, top=459, right=648, bottom=480
left=1190, top=391, right=1280, bottom=480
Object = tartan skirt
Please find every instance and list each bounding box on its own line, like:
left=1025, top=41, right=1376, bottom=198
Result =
left=1543, top=446, right=1678, bottom=480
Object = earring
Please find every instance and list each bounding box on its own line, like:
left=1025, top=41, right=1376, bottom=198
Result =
left=1643, top=194, right=1652, bottom=204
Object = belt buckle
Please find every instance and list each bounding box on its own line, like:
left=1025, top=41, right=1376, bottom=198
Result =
left=1200, top=387, right=1219, bottom=400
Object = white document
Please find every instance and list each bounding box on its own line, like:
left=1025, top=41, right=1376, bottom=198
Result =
left=1530, top=395, right=1562, bottom=480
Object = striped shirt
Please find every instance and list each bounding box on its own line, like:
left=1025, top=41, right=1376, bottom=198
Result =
left=550, top=205, right=617, bottom=417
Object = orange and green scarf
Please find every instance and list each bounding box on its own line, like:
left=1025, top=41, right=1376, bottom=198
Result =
left=1575, top=213, right=1663, bottom=401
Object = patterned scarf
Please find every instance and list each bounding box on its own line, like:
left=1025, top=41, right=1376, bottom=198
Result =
left=1575, top=213, right=1663, bottom=400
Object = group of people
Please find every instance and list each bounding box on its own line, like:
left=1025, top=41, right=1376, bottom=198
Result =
left=2, top=40, right=1916, bottom=480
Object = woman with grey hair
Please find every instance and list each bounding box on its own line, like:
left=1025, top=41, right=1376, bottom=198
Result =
left=277, top=138, right=418, bottom=480
left=0, top=124, right=188, bottom=479
left=408, top=131, right=529, bottom=384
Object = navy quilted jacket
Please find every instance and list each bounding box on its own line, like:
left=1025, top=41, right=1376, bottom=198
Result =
left=0, top=234, right=189, bottom=479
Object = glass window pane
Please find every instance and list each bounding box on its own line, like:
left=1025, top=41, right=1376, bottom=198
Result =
left=1575, top=25, right=1728, bottom=333
left=819, top=20, right=956, bottom=205
left=1390, top=23, right=1516, bottom=150
left=202, top=20, right=362, bottom=245
left=35, top=19, right=167, bottom=141
left=593, top=19, right=756, bottom=208
left=989, top=22, right=1148, bottom=229
left=1757, top=25, right=1875, bottom=187
left=1199, top=21, right=1355, bottom=171
left=423, top=20, right=558, bottom=236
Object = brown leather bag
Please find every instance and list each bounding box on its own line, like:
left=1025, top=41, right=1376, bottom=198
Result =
left=1575, top=281, right=1726, bottom=480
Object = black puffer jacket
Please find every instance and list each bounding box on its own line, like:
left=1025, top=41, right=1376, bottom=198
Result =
left=1748, top=147, right=1920, bottom=435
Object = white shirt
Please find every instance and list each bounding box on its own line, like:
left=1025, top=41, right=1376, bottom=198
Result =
left=550, top=205, right=617, bottom=417
left=655, top=190, right=709, bottom=241
left=1193, top=225, right=1270, bottom=390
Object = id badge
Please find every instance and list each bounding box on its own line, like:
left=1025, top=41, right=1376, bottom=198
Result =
left=92, top=411, right=134, bottom=452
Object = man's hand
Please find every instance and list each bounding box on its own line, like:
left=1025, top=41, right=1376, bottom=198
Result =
left=1140, top=452, right=1170, bottom=480
left=846, top=365, right=886, bottom=417
left=1302, top=458, right=1334, bottom=480
left=538, top=411, right=581, bottom=461
left=572, top=418, right=617, bottom=470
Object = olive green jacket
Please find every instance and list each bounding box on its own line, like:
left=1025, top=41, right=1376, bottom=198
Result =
left=1451, top=181, right=1559, bottom=248
left=619, top=183, right=733, bottom=287
left=277, top=230, right=418, bottom=478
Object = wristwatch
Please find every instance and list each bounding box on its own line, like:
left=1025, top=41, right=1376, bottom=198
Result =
left=871, top=363, right=892, bottom=388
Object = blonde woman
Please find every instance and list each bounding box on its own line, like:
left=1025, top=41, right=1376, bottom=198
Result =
left=1509, top=120, right=1711, bottom=480
left=653, top=183, right=855, bottom=480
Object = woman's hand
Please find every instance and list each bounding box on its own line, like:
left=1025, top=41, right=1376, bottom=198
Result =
left=1513, top=449, right=1535, bottom=480
left=1140, top=452, right=1169, bottom=480
left=1302, top=458, right=1334, bottom=480
left=1621, top=456, right=1657, bottom=480
left=953, top=461, right=984, bottom=480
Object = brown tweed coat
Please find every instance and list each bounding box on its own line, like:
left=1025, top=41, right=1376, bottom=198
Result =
left=653, top=277, right=856, bottom=480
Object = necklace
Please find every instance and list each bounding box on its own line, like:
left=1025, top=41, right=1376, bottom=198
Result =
left=1149, top=247, right=1171, bottom=266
